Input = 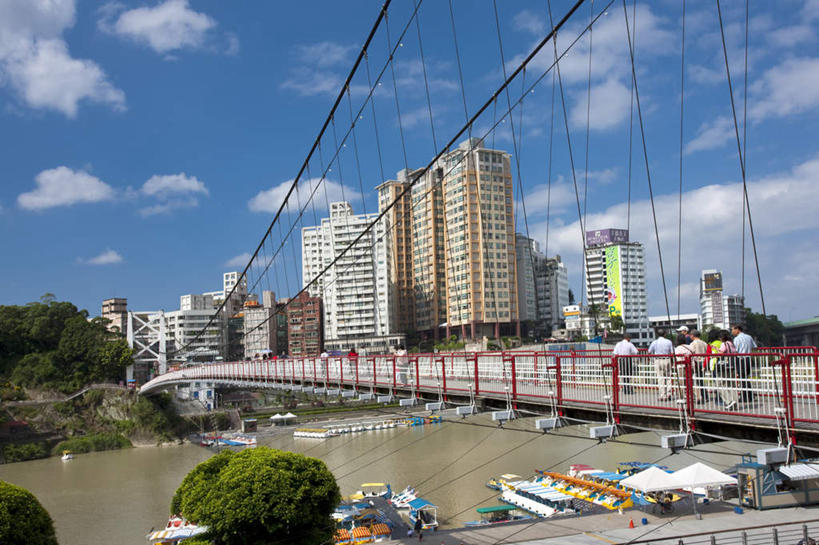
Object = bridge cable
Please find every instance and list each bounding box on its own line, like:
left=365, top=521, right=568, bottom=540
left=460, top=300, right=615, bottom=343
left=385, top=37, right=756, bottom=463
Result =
left=546, top=0, right=599, bottom=327
left=492, top=1, right=536, bottom=340
left=625, top=0, right=636, bottom=234
left=581, top=0, right=595, bottom=309
left=166, top=0, right=394, bottom=357
left=741, top=0, right=749, bottom=301
left=620, top=0, right=673, bottom=324
left=716, top=0, right=766, bottom=316
left=238, top=0, right=599, bottom=347
left=676, top=0, right=686, bottom=319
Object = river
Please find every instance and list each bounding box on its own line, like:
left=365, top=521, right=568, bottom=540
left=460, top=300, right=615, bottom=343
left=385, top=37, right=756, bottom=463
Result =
left=0, top=413, right=754, bottom=545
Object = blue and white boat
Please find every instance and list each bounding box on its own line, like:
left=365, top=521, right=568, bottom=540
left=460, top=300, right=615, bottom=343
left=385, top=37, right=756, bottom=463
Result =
left=499, top=480, right=573, bottom=518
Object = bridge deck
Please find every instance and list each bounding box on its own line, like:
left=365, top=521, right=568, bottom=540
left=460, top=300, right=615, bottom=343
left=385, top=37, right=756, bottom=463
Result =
left=140, top=349, right=819, bottom=440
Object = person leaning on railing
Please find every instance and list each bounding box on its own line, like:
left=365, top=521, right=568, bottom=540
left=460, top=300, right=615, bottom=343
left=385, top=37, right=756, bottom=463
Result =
left=717, top=331, right=739, bottom=411
left=688, top=330, right=709, bottom=404
left=648, top=329, right=674, bottom=401
left=732, top=324, right=758, bottom=405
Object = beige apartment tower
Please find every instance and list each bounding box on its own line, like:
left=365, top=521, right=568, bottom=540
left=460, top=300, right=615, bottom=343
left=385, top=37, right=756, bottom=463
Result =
left=390, top=138, right=519, bottom=340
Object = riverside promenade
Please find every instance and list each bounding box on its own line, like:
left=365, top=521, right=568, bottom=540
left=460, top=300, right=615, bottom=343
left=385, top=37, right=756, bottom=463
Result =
left=388, top=503, right=819, bottom=544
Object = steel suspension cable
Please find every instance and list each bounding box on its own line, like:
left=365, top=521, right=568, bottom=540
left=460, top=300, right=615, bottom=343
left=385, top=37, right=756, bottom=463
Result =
left=716, top=0, right=766, bottom=316
left=741, top=0, right=749, bottom=301
left=491, top=1, right=536, bottom=337
left=240, top=0, right=600, bottom=345
left=166, top=0, right=394, bottom=357
left=620, top=0, right=673, bottom=323
left=626, top=0, right=636, bottom=234
left=546, top=0, right=595, bottom=315
left=582, top=0, right=594, bottom=249
left=677, top=0, right=686, bottom=318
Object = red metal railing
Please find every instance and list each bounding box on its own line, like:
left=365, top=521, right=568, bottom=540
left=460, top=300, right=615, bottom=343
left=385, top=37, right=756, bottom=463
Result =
left=146, top=347, right=819, bottom=433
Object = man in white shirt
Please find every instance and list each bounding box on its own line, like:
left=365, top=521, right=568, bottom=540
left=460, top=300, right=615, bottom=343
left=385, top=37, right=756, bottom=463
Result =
left=648, top=329, right=675, bottom=401
left=613, top=334, right=638, bottom=394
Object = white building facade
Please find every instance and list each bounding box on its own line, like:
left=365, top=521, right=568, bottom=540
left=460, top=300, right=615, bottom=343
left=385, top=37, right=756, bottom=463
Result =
left=584, top=229, right=650, bottom=344
left=243, top=290, right=277, bottom=358
left=302, top=202, right=392, bottom=349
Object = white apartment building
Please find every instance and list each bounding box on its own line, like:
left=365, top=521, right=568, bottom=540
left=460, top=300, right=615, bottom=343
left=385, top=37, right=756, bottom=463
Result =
left=516, top=234, right=569, bottom=333
left=699, top=270, right=746, bottom=330
left=243, top=290, right=277, bottom=358
left=302, top=202, right=392, bottom=348
left=562, top=304, right=597, bottom=339
left=584, top=229, right=651, bottom=344
left=164, top=309, right=226, bottom=362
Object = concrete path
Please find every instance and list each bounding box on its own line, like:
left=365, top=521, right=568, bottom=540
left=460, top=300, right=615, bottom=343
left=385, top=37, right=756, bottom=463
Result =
left=386, top=503, right=819, bottom=545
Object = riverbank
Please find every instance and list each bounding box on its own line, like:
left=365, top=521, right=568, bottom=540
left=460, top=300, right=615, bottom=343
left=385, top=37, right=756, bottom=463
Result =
left=386, top=502, right=819, bottom=544
left=1, top=388, right=194, bottom=462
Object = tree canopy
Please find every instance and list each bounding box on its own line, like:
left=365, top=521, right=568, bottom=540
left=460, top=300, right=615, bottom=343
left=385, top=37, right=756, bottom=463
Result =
left=172, top=447, right=340, bottom=545
left=0, top=296, right=131, bottom=392
left=0, top=481, right=58, bottom=545
left=744, top=309, right=785, bottom=347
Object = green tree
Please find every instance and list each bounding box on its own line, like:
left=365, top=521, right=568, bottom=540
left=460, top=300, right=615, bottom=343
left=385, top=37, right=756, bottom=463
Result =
left=173, top=447, right=340, bottom=545
left=587, top=303, right=602, bottom=335
left=609, top=314, right=624, bottom=333
left=744, top=309, right=785, bottom=347
left=0, top=481, right=58, bottom=545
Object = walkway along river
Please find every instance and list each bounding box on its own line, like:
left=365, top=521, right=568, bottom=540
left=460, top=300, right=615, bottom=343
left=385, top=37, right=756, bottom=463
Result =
left=0, top=413, right=761, bottom=545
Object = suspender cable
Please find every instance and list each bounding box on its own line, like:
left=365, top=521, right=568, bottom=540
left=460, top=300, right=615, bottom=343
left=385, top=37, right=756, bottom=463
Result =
left=677, top=0, right=686, bottom=319
left=625, top=0, right=636, bottom=234
left=741, top=0, right=749, bottom=301
left=546, top=0, right=596, bottom=320
left=716, top=0, right=766, bottom=316
left=620, top=0, right=673, bottom=323
left=582, top=0, right=595, bottom=259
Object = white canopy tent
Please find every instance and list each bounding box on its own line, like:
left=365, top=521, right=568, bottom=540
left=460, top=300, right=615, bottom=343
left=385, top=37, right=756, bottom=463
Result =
left=620, top=466, right=678, bottom=492
left=669, top=462, right=737, bottom=489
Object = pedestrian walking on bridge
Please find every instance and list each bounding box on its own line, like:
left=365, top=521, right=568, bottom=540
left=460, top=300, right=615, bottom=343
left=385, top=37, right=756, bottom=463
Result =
left=648, top=329, right=674, bottom=401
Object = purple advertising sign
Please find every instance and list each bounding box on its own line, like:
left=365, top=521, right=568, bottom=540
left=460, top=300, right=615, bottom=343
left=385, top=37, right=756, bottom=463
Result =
left=585, top=229, right=629, bottom=247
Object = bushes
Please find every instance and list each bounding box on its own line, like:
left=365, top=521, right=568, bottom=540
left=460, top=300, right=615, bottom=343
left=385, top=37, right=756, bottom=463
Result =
left=0, top=481, right=58, bottom=545
left=52, top=432, right=131, bottom=455
left=2, top=442, right=49, bottom=463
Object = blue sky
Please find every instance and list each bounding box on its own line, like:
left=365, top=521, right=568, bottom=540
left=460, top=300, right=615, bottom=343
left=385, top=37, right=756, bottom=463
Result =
left=1, top=0, right=818, bottom=323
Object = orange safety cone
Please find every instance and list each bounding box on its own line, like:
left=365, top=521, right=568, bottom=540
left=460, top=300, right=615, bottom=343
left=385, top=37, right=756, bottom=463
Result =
left=629, top=519, right=635, bottom=529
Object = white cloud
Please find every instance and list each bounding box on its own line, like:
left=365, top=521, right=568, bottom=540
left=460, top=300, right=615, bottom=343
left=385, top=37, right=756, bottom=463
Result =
left=248, top=177, right=357, bottom=215
left=749, top=57, right=819, bottom=121
left=137, top=173, right=207, bottom=216
left=99, top=0, right=230, bottom=56
left=570, top=78, right=632, bottom=131
left=225, top=252, right=251, bottom=268
left=141, top=173, right=207, bottom=198
left=17, top=166, right=115, bottom=210
left=0, top=0, right=125, bottom=117
left=513, top=10, right=545, bottom=36
left=530, top=155, right=819, bottom=315
left=295, top=42, right=356, bottom=68
left=685, top=115, right=734, bottom=155
left=687, top=56, right=819, bottom=154
left=688, top=64, right=723, bottom=85
left=82, top=249, right=123, bottom=265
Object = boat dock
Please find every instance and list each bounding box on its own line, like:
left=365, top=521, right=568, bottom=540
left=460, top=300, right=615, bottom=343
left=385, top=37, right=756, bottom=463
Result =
left=383, top=502, right=819, bottom=544
left=369, top=496, right=410, bottom=535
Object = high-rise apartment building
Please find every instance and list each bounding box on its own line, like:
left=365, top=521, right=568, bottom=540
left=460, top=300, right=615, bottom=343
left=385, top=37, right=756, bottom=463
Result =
left=515, top=234, right=569, bottom=333
left=377, top=176, right=415, bottom=334
left=287, top=292, right=323, bottom=356
left=101, top=298, right=127, bottom=334
left=584, top=229, right=650, bottom=343
left=406, top=138, right=519, bottom=340
left=302, top=201, right=392, bottom=350
left=699, top=270, right=746, bottom=330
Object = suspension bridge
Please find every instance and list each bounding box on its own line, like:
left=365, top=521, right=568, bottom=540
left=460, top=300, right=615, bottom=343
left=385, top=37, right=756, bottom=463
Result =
left=138, top=0, right=814, bottom=448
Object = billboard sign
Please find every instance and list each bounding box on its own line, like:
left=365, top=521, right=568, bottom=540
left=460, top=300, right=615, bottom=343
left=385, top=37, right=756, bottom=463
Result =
left=703, top=272, right=723, bottom=292
left=585, top=229, right=629, bottom=247
left=563, top=305, right=580, bottom=321
left=605, top=245, right=622, bottom=317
